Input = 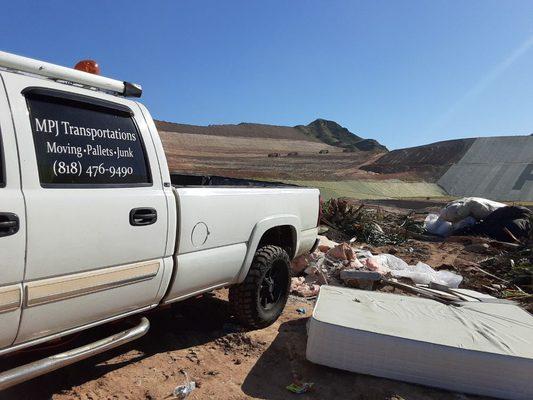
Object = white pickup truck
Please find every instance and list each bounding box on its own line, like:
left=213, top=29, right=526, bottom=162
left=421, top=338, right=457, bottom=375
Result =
left=0, top=51, right=319, bottom=389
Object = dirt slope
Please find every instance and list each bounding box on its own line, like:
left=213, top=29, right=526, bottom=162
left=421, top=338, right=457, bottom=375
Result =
left=361, top=138, right=476, bottom=182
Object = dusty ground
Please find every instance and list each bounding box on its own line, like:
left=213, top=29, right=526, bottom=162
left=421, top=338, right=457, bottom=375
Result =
left=3, top=288, right=495, bottom=400
left=2, top=199, right=529, bottom=400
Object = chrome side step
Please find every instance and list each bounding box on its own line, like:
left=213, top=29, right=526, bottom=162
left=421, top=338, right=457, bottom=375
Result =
left=0, top=317, right=150, bottom=391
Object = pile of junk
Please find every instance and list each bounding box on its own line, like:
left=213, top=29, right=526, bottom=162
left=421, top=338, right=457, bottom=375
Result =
left=291, top=196, right=531, bottom=298
left=290, top=236, right=463, bottom=298
left=294, top=197, right=533, bottom=400
left=424, top=197, right=532, bottom=243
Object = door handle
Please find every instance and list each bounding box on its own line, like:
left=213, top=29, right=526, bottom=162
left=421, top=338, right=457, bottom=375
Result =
left=0, top=213, right=19, bottom=237
left=129, top=208, right=157, bottom=226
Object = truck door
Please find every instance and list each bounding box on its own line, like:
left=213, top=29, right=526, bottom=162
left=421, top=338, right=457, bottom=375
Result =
left=0, top=75, right=25, bottom=349
left=2, top=74, right=169, bottom=345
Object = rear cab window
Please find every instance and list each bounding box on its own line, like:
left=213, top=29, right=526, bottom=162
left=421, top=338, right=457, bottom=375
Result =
left=24, top=89, right=151, bottom=187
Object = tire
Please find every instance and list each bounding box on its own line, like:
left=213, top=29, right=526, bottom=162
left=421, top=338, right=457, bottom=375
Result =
left=229, top=245, right=291, bottom=329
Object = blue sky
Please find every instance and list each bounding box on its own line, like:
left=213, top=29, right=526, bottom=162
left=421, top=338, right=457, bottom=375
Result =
left=1, top=1, right=532, bottom=149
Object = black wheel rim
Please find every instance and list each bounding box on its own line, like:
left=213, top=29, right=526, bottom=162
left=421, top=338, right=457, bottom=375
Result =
left=259, top=259, right=288, bottom=311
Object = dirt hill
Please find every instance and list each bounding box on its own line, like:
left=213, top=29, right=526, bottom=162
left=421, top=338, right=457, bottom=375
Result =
left=155, top=118, right=387, bottom=181
left=155, top=119, right=387, bottom=152
left=295, top=119, right=388, bottom=152
left=155, top=120, right=315, bottom=142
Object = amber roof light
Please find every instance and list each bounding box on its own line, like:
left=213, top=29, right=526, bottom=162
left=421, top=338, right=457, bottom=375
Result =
left=74, top=60, right=100, bottom=75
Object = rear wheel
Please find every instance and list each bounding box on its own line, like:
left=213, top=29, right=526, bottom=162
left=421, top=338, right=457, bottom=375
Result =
left=229, top=245, right=291, bottom=329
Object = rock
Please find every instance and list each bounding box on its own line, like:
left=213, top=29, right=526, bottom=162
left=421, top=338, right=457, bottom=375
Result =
left=327, top=243, right=356, bottom=261
left=290, top=277, right=320, bottom=297
left=303, top=266, right=328, bottom=285
left=317, top=235, right=338, bottom=252
left=362, top=257, right=391, bottom=275
left=347, top=259, right=364, bottom=269
left=291, top=254, right=311, bottom=274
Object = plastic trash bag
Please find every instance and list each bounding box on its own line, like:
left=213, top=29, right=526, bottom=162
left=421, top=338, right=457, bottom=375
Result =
left=452, top=216, right=477, bottom=232
left=435, top=269, right=463, bottom=288
left=424, top=213, right=452, bottom=236
left=439, top=197, right=505, bottom=223
left=424, top=214, right=477, bottom=237
left=373, top=254, right=409, bottom=271
left=390, top=262, right=462, bottom=288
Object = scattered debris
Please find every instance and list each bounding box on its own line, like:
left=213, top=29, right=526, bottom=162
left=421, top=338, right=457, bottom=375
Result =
left=290, top=235, right=462, bottom=297
left=290, top=277, right=320, bottom=298
left=173, top=371, right=196, bottom=399
left=286, top=382, right=314, bottom=394
left=425, top=197, right=532, bottom=243
left=310, top=197, right=532, bottom=311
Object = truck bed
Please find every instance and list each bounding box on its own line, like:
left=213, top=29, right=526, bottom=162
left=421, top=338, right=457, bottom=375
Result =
left=170, top=172, right=297, bottom=188
left=162, top=185, right=319, bottom=303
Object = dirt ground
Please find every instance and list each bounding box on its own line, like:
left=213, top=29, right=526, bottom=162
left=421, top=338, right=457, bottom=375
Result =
left=3, top=286, right=496, bottom=400
left=2, top=198, right=530, bottom=399
left=159, top=130, right=386, bottom=181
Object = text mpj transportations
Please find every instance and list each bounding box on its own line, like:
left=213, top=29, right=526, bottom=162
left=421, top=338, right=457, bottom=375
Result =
left=34, top=118, right=137, bottom=142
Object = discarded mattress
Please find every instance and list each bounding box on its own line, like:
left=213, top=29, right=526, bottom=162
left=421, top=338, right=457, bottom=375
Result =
left=306, top=286, right=533, bottom=400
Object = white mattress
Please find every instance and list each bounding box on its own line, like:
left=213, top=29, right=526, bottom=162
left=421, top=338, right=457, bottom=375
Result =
left=306, top=286, right=533, bottom=400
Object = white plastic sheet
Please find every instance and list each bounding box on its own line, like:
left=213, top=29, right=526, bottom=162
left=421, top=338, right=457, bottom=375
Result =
left=439, top=197, right=505, bottom=223
left=425, top=213, right=477, bottom=237
left=390, top=261, right=462, bottom=288
left=365, top=253, right=463, bottom=287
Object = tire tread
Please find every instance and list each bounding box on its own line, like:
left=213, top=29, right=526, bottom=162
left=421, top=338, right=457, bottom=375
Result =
left=229, top=245, right=290, bottom=329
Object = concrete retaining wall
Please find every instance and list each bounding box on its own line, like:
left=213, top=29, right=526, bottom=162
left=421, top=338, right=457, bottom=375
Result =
left=438, top=136, right=533, bottom=201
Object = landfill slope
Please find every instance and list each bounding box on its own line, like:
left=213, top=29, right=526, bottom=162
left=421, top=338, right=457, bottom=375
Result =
left=438, top=136, right=533, bottom=201
left=156, top=118, right=387, bottom=151
left=361, top=138, right=476, bottom=182
left=158, top=117, right=533, bottom=201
